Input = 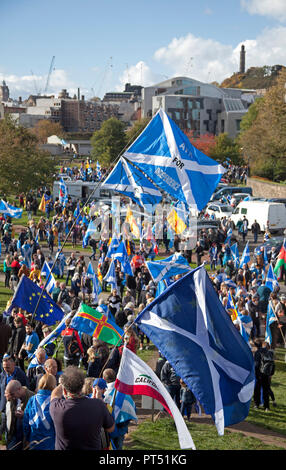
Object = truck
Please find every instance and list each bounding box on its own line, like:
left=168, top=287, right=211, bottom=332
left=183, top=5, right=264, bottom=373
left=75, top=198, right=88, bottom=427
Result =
left=230, top=200, right=286, bottom=233
left=53, top=180, right=112, bottom=201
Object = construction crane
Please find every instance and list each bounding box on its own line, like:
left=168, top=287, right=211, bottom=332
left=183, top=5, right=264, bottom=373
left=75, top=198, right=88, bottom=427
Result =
left=44, top=56, right=55, bottom=95
left=30, top=70, right=40, bottom=95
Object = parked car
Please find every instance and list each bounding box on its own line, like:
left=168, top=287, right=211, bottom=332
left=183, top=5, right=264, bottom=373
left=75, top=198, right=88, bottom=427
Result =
left=205, top=203, right=233, bottom=220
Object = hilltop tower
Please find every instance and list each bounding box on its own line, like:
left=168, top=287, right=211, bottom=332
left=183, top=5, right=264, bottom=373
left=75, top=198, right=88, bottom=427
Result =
left=240, top=45, right=246, bottom=74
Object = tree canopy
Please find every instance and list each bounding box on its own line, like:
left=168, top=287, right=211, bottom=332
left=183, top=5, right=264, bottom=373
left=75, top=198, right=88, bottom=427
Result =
left=0, top=116, right=57, bottom=195
left=238, top=69, right=286, bottom=181
left=31, top=119, right=65, bottom=144
left=90, top=118, right=126, bottom=166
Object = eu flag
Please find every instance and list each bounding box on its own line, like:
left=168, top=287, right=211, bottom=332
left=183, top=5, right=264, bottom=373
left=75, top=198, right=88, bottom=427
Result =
left=8, top=275, right=65, bottom=325
left=135, top=266, right=255, bottom=436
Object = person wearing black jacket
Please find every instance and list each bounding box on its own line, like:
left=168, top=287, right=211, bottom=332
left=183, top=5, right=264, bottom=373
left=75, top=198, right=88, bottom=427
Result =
left=160, top=360, right=181, bottom=408
left=247, top=294, right=261, bottom=340
left=8, top=317, right=26, bottom=367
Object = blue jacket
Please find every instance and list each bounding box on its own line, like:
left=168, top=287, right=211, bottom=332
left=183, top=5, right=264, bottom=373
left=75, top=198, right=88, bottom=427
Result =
left=23, top=389, right=55, bottom=450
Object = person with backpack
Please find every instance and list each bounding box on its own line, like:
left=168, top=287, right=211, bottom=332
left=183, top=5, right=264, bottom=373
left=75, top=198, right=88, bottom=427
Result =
left=253, top=340, right=275, bottom=412
left=61, top=318, right=84, bottom=368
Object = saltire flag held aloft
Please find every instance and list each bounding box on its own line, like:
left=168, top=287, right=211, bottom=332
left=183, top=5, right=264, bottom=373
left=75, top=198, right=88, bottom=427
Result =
left=0, top=200, right=23, bottom=219
left=146, top=252, right=191, bottom=284
left=115, top=346, right=196, bottom=450
left=82, top=220, right=98, bottom=248
left=239, top=242, right=250, bottom=268
left=135, top=266, right=255, bottom=436
left=102, top=157, right=162, bottom=210
left=103, top=259, right=118, bottom=291
left=40, top=261, right=56, bottom=294
left=71, top=303, right=123, bottom=346
left=96, top=161, right=102, bottom=180
left=274, top=238, right=286, bottom=279
left=123, top=108, right=225, bottom=211
left=265, top=264, right=279, bottom=292
left=113, top=241, right=133, bottom=276
left=8, top=275, right=64, bottom=326
left=59, top=178, right=68, bottom=207
left=265, top=301, right=277, bottom=345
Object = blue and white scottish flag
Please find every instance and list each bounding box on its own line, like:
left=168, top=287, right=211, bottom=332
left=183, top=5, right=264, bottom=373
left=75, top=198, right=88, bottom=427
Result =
left=135, top=266, right=255, bottom=435
left=231, top=243, right=240, bottom=269
left=239, top=242, right=251, bottom=268
left=265, top=264, right=279, bottom=292
left=103, top=259, right=118, bottom=291
left=113, top=241, right=133, bottom=276
left=146, top=252, right=191, bottom=284
left=102, top=157, right=162, bottom=210
left=265, top=301, right=277, bottom=345
left=82, top=220, right=99, bottom=248
left=0, top=200, right=23, bottom=219
left=123, top=109, right=225, bottom=210
left=40, top=261, right=56, bottom=294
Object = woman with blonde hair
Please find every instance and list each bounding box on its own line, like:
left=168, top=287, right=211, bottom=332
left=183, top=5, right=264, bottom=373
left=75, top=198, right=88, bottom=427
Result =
left=23, top=373, right=57, bottom=450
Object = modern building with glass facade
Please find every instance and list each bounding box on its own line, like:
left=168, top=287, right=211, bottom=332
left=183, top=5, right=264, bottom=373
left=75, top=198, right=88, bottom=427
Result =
left=142, top=77, right=258, bottom=138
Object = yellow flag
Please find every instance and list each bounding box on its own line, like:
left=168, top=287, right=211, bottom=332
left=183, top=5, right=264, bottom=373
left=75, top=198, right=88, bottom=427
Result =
left=38, top=194, right=46, bottom=212
left=126, top=207, right=140, bottom=239
left=167, top=209, right=186, bottom=234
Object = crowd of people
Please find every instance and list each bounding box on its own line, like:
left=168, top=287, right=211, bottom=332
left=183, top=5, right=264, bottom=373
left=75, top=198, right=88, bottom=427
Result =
left=0, top=172, right=285, bottom=450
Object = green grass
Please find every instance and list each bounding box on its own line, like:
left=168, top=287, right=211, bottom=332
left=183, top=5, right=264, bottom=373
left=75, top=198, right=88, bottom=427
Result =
left=0, top=281, right=13, bottom=311
left=125, top=418, right=283, bottom=450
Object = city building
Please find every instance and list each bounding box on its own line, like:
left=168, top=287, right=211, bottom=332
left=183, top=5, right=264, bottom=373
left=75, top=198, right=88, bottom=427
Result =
left=142, top=76, right=258, bottom=138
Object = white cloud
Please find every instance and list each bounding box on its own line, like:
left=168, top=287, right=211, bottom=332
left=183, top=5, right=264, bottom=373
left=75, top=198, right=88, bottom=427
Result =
left=241, top=0, right=286, bottom=22
left=151, top=27, right=286, bottom=85
left=115, top=61, right=162, bottom=91
left=0, top=68, right=77, bottom=99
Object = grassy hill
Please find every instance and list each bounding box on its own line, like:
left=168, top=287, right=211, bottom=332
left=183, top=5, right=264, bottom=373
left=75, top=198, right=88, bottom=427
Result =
left=220, top=65, right=286, bottom=90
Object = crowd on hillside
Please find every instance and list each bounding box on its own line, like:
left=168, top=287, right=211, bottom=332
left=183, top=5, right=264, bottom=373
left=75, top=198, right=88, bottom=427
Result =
left=0, top=168, right=285, bottom=450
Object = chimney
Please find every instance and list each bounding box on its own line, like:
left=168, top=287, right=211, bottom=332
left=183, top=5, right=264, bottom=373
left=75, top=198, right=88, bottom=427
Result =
left=240, top=45, right=246, bottom=74
left=77, top=88, right=80, bottom=100
left=81, top=95, right=85, bottom=101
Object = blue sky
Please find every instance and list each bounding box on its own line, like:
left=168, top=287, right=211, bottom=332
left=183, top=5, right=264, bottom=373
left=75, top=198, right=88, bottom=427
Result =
left=1, top=0, right=286, bottom=99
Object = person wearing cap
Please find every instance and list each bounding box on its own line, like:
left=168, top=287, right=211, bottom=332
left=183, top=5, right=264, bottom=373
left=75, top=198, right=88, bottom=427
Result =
left=92, top=378, right=107, bottom=401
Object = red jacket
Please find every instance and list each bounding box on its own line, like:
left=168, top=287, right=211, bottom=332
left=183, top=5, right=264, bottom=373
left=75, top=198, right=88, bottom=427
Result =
left=61, top=327, right=84, bottom=355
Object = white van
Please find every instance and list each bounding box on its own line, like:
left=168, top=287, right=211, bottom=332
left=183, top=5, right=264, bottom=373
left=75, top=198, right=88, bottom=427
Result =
left=231, top=201, right=286, bottom=233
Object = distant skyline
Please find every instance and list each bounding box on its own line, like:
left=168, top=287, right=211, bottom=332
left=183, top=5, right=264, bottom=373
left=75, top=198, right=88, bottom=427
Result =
left=1, top=0, right=286, bottom=100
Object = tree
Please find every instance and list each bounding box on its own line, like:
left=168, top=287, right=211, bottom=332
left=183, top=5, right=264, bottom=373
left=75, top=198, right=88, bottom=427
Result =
left=185, top=130, right=216, bottom=156
left=209, top=133, right=242, bottom=165
left=0, top=116, right=57, bottom=195
left=125, top=117, right=151, bottom=146
left=90, top=118, right=127, bottom=166
left=238, top=69, right=286, bottom=181
left=31, top=119, right=65, bottom=144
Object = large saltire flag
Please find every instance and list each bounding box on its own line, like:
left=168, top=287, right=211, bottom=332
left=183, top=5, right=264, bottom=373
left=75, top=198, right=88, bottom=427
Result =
left=166, top=208, right=186, bottom=235
left=0, top=200, right=23, bottom=219
left=274, top=239, right=286, bottom=279
left=102, top=157, right=162, bottom=210
left=82, top=219, right=99, bottom=248
left=115, top=346, right=196, bottom=450
left=7, top=275, right=64, bottom=326
left=146, top=252, right=191, bottom=284
left=71, top=303, right=123, bottom=346
left=135, top=266, right=255, bottom=436
left=123, top=108, right=226, bottom=210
